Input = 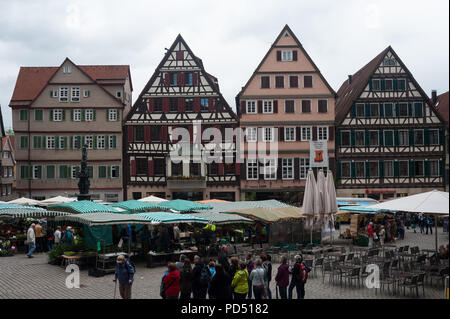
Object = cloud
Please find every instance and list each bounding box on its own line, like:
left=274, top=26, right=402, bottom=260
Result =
left=0, top=0, right=449, bottom=131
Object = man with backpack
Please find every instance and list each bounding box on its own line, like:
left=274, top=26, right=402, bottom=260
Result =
left=113, top=255, right=135, bottom=299
left=288, top=255, right=310, bottom=299
left=192, top=255, right=210, bottom=299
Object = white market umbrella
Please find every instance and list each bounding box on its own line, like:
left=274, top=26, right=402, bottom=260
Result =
left=368, top=190, right=449, bottom=252
left=302, top=169, right=317, bottom=244
left=316, top=169, right=327, bottom=224
left=8, top=197, right=40, bottom=206
left=138, top=195, right=168, bottom=204
left=325, top=170, right=338, bottom=244
left=38, top=196, right=77, bottom=207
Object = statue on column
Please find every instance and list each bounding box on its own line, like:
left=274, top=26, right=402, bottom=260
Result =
left=77, top=144, right=91, bottom=201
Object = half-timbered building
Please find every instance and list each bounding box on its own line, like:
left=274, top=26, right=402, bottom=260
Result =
left=124, top=35, right=239, bottom=201
left=335, top=46, right=446, bottom=200
left=433, top=91, right=449, bottom=191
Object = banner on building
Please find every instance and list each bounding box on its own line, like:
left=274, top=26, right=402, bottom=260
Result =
left=309, top=141, right=328, bottom=168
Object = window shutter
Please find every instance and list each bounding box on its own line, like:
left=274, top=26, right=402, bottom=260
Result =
left=394, top=130, right=399, bottom=146
left=162, top=98, right=169, bottom=113
left=439, top=129, right=444, bottom=145
left=409, top=160, right=415, bottom=177
left=394, top=161, right=399, bottom=177
left=107, top=166, right=111, bottom=179
left=292, top=50, right=298, bottom=61
left=148, top=159, right=154, bottom=176
left=369, top=79, right=373, bottom=91
left=178, top=72, right=184, bottom=87
left=365, top=162, right=370, bottom=178
left=312, top=126, right=317, bottom=141
left=193, top=72, right=198, bottom=86
left=380, top=79, right=386, bottom=91
left=144, top=126, right=151, bottom=143
left=131, top=160, right=136, bottom=176
left=77, top=136, right=81, bottom=149
left=329, top=126, right=334, bottom=141
left=379, top=104, right=384, bottom=117
left=365, top=103, right=370, bottom=118
left=93, top=136, right=97, bottom=149
left=241, top=101, right=246, bottom=114
left=408, top=103, right=412, bottom=117
left=71, top=109, right=74, bottom=121
left=393, top=79, right=398, bottom=91
left=161, top=126, right=168, bottom=142
left=379, top=130, right=384, bottom=146
left=276, top=51, right=281, bottom=61
left=105, top=135, right=109, bottom=150
left=294, top=158, right=300, bottom=180
left=395, top=103, right=400, bottom=117
left=81, top=109, right=86, bottom=121
left=409, top=130, right=414, bottom=146
left=106, top=109, right=110, bottom=121
left=337, top=162, right=342, bottom=179
left=188, top=126, right=193, bottom=142
left=218, top=163, right=224, bottom=176
left=55, top=136, right=60, bottom=149
left=50, top=110, right=54, bottom=121
left=127, top=126, right=134, bottom=142
left=164, top=73, right=169, bottom=86
left=279, top=127, right=284, bottom=141
left=93, top=110, right=96, bottom=121
left=148, top=99, right=153, bottom=113
left=257, top=101, right=262, bottom=113
left=350, top=131, right=355, bottom=147
left=193, top=98, right=200, bottom=112
left=351, top=104, right=356, bottom=118
left=439, top=159, right=443, bottom=176
left=62, top=110, right=66, bottom=121
left=296, top=127, right=301, bottom=141
left=424, top=161, right=430, bottom=177
left=209, top=98, right=215, bottom=112
left=351, top=162, right=356, bottom=178
left=364, top=131, right=370, bottom=147
left=63, top=137, right=68, bottom=149
left=273, top=100, right=278, bottom=113
left=424, top=130, right=430, bottom=146
left=379, top=161, right=384, bottom=178
left=277, top=158, right=283, bottom=180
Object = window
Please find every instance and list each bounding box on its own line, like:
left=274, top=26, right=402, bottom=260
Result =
left=355, top=131, right=365, bottom=146
left=116, top=91, right=122, bottom=98
left=398, top=130, right=409, bottom=146
left=200, top=98, right=209, bottom=111
left=247, top=159, right=258, bottom=180
left=284, top=127, right=295, bottom=141
left=285, top=100, right=295, bottom=113
left=170, top=98, right=178, bottom=112
left=263, top=100, right=273, bottom=113
left=224, top=163, right=234, bottom=176
left=71, top=87, right=80, bottom=102
left=108, top=109, right=118, bottom=121
left=34, top=109, right=43, bottom=121
left=133, top=127, right=144, bottom=142
left=399, top=161, right=409, bottom=177
left=341, top=131, right=351, bottom=146
left=281, top=50, right=293, bottom=61
left=154, top=158, right=165, bottom=176
left=263, top=158, right=276, bottom=180
left=355, top=162, right=365, bottom=177
left=383, top=79, right=393, bottom=91
left=356, top=103, right=365, bottom=118
left=46, top=165, right=55, bottom=179
left=85, top=109, right=94, bottom=121
left=97, top=135, right=105, bottom=149
left=85, top=136, right=93, bottom=149
left=185, top=98, right=194, bottom=112
left=384, top=103, right=393, bottom=117
left=246, top=101, right=256, bottom=114
left=59, top=87, right=69, bottom=102
left=384, top=130, right=394, bottom=146
left=398, top=79, right=406, bottom=91
left=19, top=109, right=28, bottom=121
left=8, top=167, right=13, bottom=177
left=384, top=161, right=394, bottom=177
left=383, top=58, right=396, bottom=66
left=53, top=109, right=63, bottom=121
left=369, top=131, right=379, bottom=146
left=275, top=76, right=284, bottom=88
left=262, top=127, right=274, bottom=142
left=372, top=79, right=380, bottom=91
left=301, top=100, right=311, bottom=113
left=171, top=162, right=182, bottom=176
left=282, top=158, right=294, bottom=180
left=301, top=126, right=312, bottom=141
left=72, top=109, right=81, bottom=121
left=63, top=65, right=72, bottom=73
left=289, top=76, right=299, bottom=88
left=3, top=167, right=7, bottom=178
left=111, top=166, right=120, bottom=178
left=154, top=98, right=162, bottom=112
left=109, top=135, right=117, bottom=149
left=430, top=160, right=439, bottom=176
left=415, top=161, right=424, bottom=176
left=32, top=165, right=42, bottom=179
left=303, top=75, right=313, bottom=88
left=71, top=166, right=80, bottom=179
left=318, top=100, right=328, bottom=113
left=58, top=136, right=67, bottom=149
left=83, top=90, right=90, bottom=98
left=317, top=126, right=328, bottom=141
left=261, top=76, right=270, bottom=88
left=98, top=165, right=107, bottom=178
left=369, top=162, right=379, bottom=177
left=341, top=162, right=351, bottom=178
left=51, top=89, right=58, bottom=98
left=46, top=136, right=55, bottom=149
left=169, top=73, right=178, bottom=86
left=246, top=127, right=257, bottom=142
left=300, top=158, right=309, bottom=179
left=429, top=129, right=439, bottom=145
left=370, top=104, right=379, bottom=117
left=185, top=72, right=193, bottom=86
left=414, top=130, right=424, bottom=145
left=414, top=102, right=423, bottom=117
left=151, top=126, right=161, bottom=141
left=136, top=159, right=148, bottom=175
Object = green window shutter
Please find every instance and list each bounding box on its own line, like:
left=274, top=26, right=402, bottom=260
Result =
left=424, top=130, right=430, bottom=146
left=33, top=136, right=38, bottom=149
left=50, top=110, right=54, bottom=121
left=36, top=166, right=42, bottom=179
left=59, top=165, right=65, bottom=179
left=350, top=131, right=355, bottom=147
left=364, top=131, right=370, bottom=147
left=70, top=136, right=73, bottom=149
left=88, top=166, right=93, bottom=179
left=94, top=136, right=98, bottom=149
left=379, top=161, right=384, bottom=178
left=414, top=103, right=423, bottom=117
left=106, top=109, right=110, bottom=121
left=81, top=109, right=86, bottom=121
left=41, top=136, right=45, bottom=149
left=55, top=136, right=60, bottom=149
left=365, top=104, right=370, bottom=118
left=409, top=160, right=415, bottom=177
left=93, top=110, right=96, bottom=121
left=107, top=166, right=111, bottom=179
left=112, top=135, right=117, bottom=149
left=424, top=161, right=430, bottom=177
left=71, top=109, right=74, bottom=121
left=393, top=79, right=398, bottom=91
left=47, top=165, right=55, bottom=179
left=385, top=103, right=393, bottom=117
left=34, top=109, right=43, bottom=121
left=351, top=162, right=356, bottom=178
left=409, top=130, right=415, bottom=146
left=67, top=166, right=71, bottom=179
left=394, top=161, right=399, bottom=177
left=20, top=136, right=28, bottom=149
left=379, top=104, right=384, bottom=117
left=351, top=104, right=356, bottom=118
left=63, top=137, right=68, bottom=149
left=20, top=166, right=25, bottom=179
left=62, top=110, right=66, bottom=121
left=116, top=166, right=120, bottom=178
left=369, top=79, right=373, bottom=91
left=439, top=159, right=443, bottom=176
left=380, top=79, right=386, bottom=91
left=105, top=135, right=109, bottom=150
left=365, top=162, right=370, bottom=178
left=81, top=136, right=85, bottom=148
left=379, top=130, right=384, bottom=146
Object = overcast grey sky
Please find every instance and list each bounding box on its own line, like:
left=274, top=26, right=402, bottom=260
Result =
left=1, top=0, right=448, bottom=131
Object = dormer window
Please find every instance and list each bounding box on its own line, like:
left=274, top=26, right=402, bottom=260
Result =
left=63, top=65, right=72, bottom=74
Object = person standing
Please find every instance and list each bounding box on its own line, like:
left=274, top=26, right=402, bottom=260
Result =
left=54, top=226, right=62, bottom=245
left=163, top=262, right=181, bottom=299
left=245, top=253, right=254, bottom=299
left=179, top=259, right=193, bottom=299
left=192, top=255, right=209, bottom=299
left=65, top=227, right=74, bottom=245
left=367, top=222, right=374, bottom=248
left=113, top=255, right=135, bottom=299
left=208, top=261, right=216, bottom=278
left=249, top=259, right=267, bottom=299
left=426, top=216, right=433, bottom=235
left=288, top=255, right=304, bottom=299
left=46, top=227, right=54, bottom=251
left=275, top=256, right=290, bottom=299
left=173, top=224, right=181, bottom=243
left=379, top=226, right=385, bottom=246
left=26, top=223, right=36, bottom=258
left=208, top=264, right=232, bottom=299
left=228, top=256, right=239, bottom=280
left=231, top=262, right=249, bottom=299
left=34, top=222, right=43, bottom=253
left=419, top=213, right=425, bottom=234
left=218, top=245, right=230, bottom=273
left=261, top=254, right=272, bottom=299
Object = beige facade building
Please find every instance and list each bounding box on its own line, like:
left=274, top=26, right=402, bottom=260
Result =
left=0, top=109, right=15, bottom=201
left=9, top=58, right=132, bottom=201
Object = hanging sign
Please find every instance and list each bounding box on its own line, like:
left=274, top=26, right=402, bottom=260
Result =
left=309, top=141, right=329, bottom=167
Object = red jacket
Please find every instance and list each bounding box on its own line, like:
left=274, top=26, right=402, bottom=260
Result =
left=163, top=270, right=180, bottom=297
left=275, top=263, right=290, bottom=287
left=368, top=225, right=374, bottom=238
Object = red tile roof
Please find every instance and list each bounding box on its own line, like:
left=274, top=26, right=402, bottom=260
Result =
left=435, top=91, right=449, bottom=127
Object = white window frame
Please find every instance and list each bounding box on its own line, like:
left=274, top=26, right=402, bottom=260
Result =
left=71, top=87, right=80, bottom=102
left=46, top=136, right=55, bottom=149
left=317, top=99, right=328, bottom=113
left=51, top=89, right=58, bottom=98
left=73, top=109, right=81, bottom=122
left=116, top=91, right=122, bottom=98
left=71, top=166, right=80, bottom=179
left=53, top=109, right=63, bottom=121
left=299, top=158, right=309, bottom=180
left=109, top=135, right=116, bottom=149
left=59, top=87, right=68, bottom=102
left=263, top=158, right=277, bottom=180
left=317, top=126, right=329, bottom=141
left=246, top=127, right=257, bottom=143
left=63, top=65, right=72, bottom=74
left=111, top=166, right=120, bottom=179
left=262, top=100, right=273, bottom=114
left=284, top=127, right=296, bottom=142
left=246, top=101, right=257, bottom=114
left=301, top=126, right=312, bottom=141
left=83, top=89, right=90, bottom=98
left=246, top=159, right=258, bottom=180
left=108, top=109, right=118, bottom=121
left=32, top=165, right=42, bottom=180
left=85, top=136, right=93, bottom=149
left=58, top=136, right=66, bottom=149
left=262, top=127, right=274, bottom=142
left=384, top=160, right=394, bottom=177
left=429, top=160, right=439, bottom=176
left=85, top=109, right=94, bottom=122
left=97, top=135, right=105, bottom=149
left=282, top=158, right=294, bottom=180
left=281, top=50, right=293, bottom=61
left=302, top=75, right=313, bottom=88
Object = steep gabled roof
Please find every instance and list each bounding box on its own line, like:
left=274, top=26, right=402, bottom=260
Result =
left=237, top=24, right=336, bottom=101
left=0, top=106, right=6, bottom=137
left=435, top=91, right=449, bottom=127
left=335, top=46, right=390, bottom=123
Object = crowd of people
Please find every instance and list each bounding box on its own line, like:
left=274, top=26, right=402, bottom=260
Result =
left=25, top=223, right=75, bottom=258
left=113, top=245, right=311, bottom=300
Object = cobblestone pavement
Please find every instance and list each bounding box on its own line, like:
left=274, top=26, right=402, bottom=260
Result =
left=0, top=227, right=448, bottom=299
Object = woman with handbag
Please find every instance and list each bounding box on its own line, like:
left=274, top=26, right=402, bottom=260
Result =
left=249, top=259, right=267, bottom=299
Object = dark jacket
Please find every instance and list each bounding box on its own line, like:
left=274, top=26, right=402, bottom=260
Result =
left=263, top=261, right=272, bottom=282
left=179, top=268, right=193, bottom=293
left=291, top=262, right=302, bottom=283
left=246, top=260, right=254, bottom=274
left=228, top=264, right=238, bottom=280
left=208, top=270, right=231, bottom=299
left=115, top=261, right=135, bottom=286
left=192, top=262, right=208, bottom=292
left=218, top=252, right=230, bottom=272
left=275, top=263, right=289, bottom=287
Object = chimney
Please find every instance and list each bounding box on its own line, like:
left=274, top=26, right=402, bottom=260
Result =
left=431, top=90, right=437, bottom=105
left=348, top=75, right=352, bottom=84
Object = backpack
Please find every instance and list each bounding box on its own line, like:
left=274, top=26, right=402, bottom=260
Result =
left=300, top=263, right=310, bottom=283
left=160, top=273, right=167, bottom=299
left=126, top=260, right=136, bottom=274
left=199, top=265, right=212, bottom=286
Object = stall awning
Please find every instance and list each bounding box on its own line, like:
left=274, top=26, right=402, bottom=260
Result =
left=338, top=206, right=396, bottom=214
left=48, top=200, right=122, bottom=214
left=224, top=206, right=305, bottom=223
left=193, top=200, right=291, bottom=214
left=109, top=200, right=159, bottom=213
left=156, top=199, right=212, bottom=212
left=189, top=212, right=253, bottom=225
left=38, top=196, right=77, bottom=207
left=55, top=212, right=154, bottom=226
left=0, top=208, right=70, bottom=218
left=135, top=212, right=209, bottom=224
left=0, top=203, right=44, bottom=210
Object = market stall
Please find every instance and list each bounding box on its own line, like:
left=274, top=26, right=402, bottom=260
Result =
left=109, top=200, right=160, bottom=213
left=156, top=199, right=213, bottom=212
left=48, top=200, right=122, bottom=214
